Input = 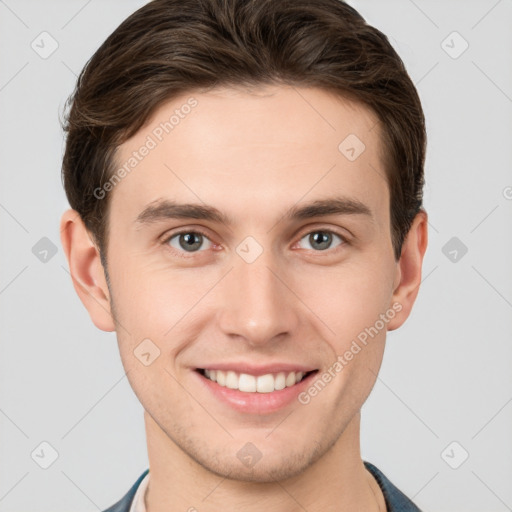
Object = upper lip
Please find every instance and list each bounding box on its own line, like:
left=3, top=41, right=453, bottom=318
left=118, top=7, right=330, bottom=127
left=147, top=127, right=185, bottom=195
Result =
left=196, top=362, right=318, bottom=377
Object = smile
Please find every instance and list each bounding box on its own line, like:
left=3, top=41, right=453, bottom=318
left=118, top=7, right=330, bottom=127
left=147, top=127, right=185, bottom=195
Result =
left=197, top=368, right=316, bottom=393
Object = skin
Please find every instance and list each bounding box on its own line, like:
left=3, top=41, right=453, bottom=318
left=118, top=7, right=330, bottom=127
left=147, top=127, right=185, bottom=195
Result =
left=61, top=85, right=428, bottom=512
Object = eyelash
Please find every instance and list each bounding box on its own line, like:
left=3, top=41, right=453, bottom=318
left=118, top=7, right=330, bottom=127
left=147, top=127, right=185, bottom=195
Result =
left=161, top=227, right=349, bottom=257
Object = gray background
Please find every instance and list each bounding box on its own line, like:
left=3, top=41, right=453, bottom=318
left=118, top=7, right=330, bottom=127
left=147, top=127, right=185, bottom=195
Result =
left=1, top=0, right=511, bottom=510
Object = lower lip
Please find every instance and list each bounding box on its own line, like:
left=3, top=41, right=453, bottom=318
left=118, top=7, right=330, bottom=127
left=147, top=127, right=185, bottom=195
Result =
left=193, top=369, right=318, bottom=414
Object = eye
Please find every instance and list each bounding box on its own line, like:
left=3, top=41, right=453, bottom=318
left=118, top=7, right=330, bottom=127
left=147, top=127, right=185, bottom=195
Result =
left=165, top=230, right=214, bottom=253
left=296, top=230, right=346, bottom=252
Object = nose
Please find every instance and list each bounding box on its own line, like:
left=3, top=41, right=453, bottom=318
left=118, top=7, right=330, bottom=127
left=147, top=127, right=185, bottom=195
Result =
left=217, top=248, right=300, bottom=347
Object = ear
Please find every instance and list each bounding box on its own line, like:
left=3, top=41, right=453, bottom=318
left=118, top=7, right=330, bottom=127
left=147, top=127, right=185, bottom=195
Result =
left=60, top=209, right=116, bottom=332
left=387, top=209, right=428, bottom=331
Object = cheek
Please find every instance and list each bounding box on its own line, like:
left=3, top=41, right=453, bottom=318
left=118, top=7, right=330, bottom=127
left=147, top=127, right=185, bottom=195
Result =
left=110, top=265, right=207, bottom=384
left=293, top=254, right=394, bottom=341
left=109, top=252, right=211, bottom=332
left=299, top=263, right=391, bottom=407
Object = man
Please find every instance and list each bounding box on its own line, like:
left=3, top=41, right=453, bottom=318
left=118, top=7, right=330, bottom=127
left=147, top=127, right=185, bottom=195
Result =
left=60, top=0, right=428, bottom=510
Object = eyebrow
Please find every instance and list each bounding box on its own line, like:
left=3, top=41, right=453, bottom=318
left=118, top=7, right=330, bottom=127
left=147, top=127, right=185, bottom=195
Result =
left=134, top=196, right=373, bottom=228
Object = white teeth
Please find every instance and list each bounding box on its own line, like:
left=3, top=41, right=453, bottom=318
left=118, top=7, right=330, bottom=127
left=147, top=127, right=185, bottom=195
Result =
left=256, top=374, right=275, bottom=393
left=225, top=371, right=238, bottom=389
left=274, top=372, right=286, bottom=391
left=216, top=370, right=226, bottom=386
left=239, top=373, right=257, bottom=392
left=202, top=369, right=309, bottom=393
left=285, top=371, right=296, bottom=387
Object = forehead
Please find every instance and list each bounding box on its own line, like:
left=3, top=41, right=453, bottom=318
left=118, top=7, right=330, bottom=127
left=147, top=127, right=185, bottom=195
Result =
left=111, top=85, right=388, bottom=228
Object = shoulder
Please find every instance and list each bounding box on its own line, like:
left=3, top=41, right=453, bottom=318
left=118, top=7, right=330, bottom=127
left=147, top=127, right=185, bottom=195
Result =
left=364, top=461, right=422, bottom=512
left=101, top=469, right=150, bottom=512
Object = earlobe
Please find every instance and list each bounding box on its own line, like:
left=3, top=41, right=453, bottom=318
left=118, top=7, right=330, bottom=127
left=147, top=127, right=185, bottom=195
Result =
left=387, top=209, right=428, bottom=331
left=60, top=209, right=116, bottom=332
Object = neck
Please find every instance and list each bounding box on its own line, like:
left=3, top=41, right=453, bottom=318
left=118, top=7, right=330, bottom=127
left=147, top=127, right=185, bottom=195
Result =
left=143, top=411, right=386, bottom=512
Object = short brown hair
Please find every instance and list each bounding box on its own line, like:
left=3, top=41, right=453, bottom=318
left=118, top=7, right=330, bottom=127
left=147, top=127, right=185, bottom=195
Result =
left=61, top=0, right=426, bottom=265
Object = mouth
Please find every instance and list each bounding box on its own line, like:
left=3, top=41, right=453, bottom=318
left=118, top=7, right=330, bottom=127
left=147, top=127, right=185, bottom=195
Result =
left=195, top=368, right=318, bottom=393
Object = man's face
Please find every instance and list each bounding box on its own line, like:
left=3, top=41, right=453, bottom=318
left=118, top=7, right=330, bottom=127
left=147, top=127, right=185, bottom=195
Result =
left=105, top=85, right=401, bottom=481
